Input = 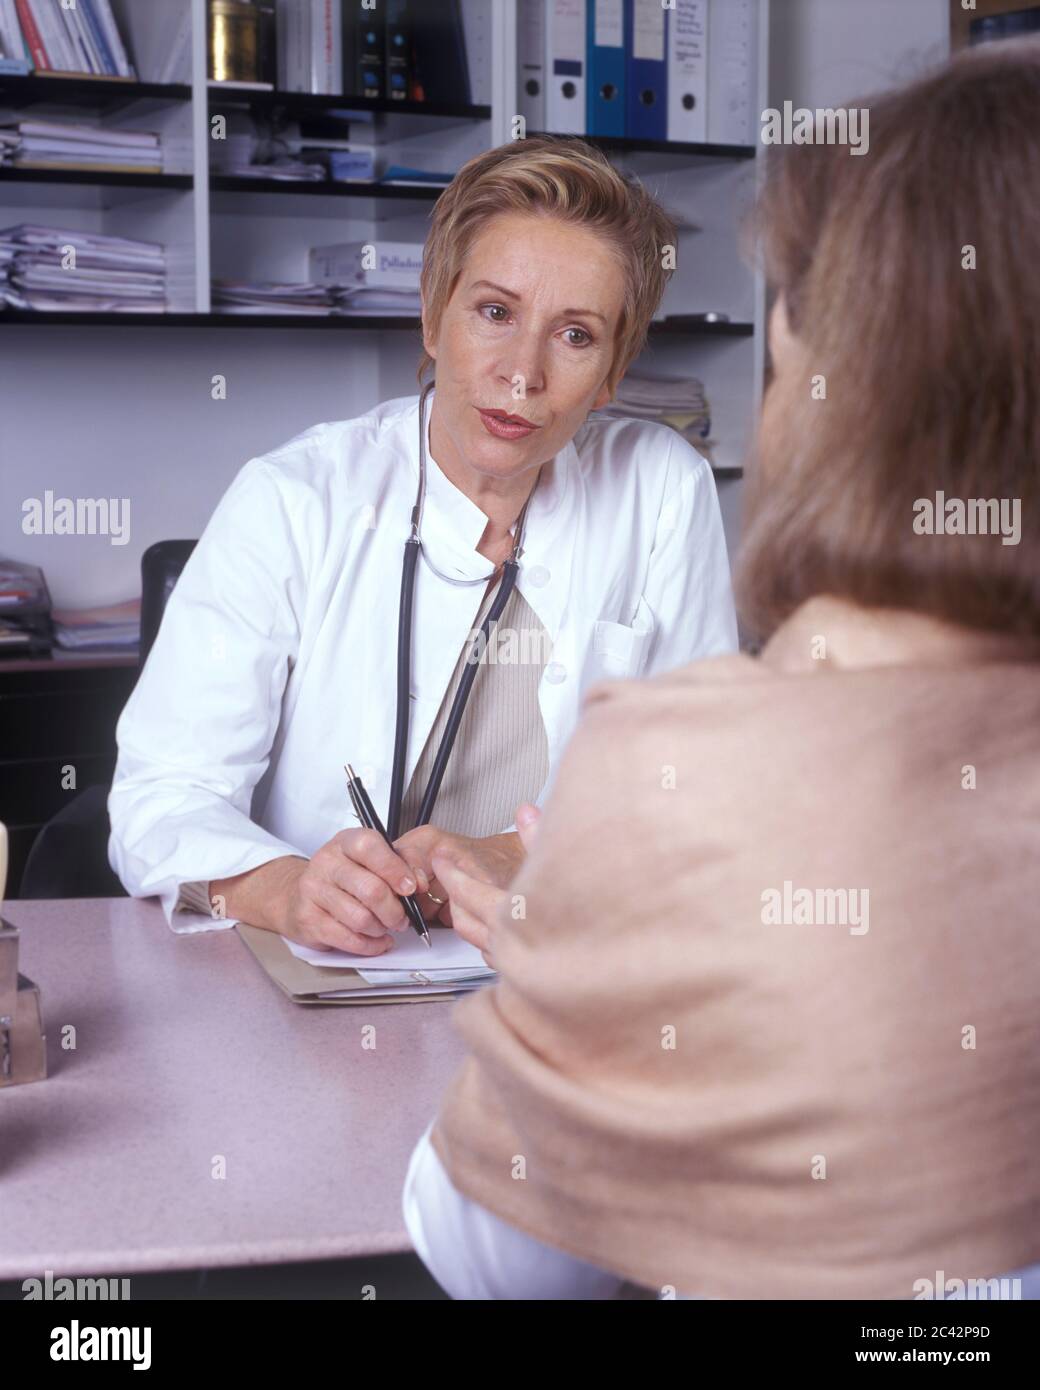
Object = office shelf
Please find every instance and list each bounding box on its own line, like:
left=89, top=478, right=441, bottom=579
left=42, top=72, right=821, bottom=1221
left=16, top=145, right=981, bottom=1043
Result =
left=207, top=86, right=491, bottom=122
left=0, top=74, right=191, bottom=109
left=3, top=0, right=765, bottom=509
left=528, top=131, right=756, bottom=161
left=0, top=169, right=192, bottom=190
left=0, top=311, right=421, bottom=328
left=652, top=320, right=755, bottom=338
left=0, top=313, right=756, bottom=336
left=209, top=175, right=441, bottom=201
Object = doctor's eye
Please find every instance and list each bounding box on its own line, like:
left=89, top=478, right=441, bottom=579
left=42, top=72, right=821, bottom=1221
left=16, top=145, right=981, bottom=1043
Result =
left=563, top=327, right=593, bottom=347
left=480, top=303, right=511, bottom=324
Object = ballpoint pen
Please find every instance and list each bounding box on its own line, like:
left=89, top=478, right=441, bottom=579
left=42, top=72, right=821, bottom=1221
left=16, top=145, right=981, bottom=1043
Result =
left=344, top=765, right=431, bottom=948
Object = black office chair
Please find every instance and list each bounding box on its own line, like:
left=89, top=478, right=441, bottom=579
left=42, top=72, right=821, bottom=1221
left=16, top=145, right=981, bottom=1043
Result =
left=18, top=540, right=198, bottom=898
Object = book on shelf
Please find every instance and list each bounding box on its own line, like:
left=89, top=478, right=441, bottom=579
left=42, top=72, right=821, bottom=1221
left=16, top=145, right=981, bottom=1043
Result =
left=13, top=159, right=162, bottom=173
left=3, top=0, right=135, bottom=79
left=263, top=0, right=485, bottom=105
left=277, top=0, right=342, bottom=94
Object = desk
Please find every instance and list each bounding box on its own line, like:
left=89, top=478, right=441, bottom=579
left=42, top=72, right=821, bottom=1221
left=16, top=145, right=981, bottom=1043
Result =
left=0, top=898, right=468, bottom=1281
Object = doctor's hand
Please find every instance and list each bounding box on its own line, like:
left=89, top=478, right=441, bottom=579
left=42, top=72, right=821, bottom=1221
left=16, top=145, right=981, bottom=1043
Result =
left=427, top=804, right=541, bottom=964
left=392, top=821, right=529, bottom=928
left=272, top=828, right=432, bottom=955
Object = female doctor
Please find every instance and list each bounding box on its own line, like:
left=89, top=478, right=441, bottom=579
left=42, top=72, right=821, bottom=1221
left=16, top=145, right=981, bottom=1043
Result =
left=108, top=135, right=737, bottom=951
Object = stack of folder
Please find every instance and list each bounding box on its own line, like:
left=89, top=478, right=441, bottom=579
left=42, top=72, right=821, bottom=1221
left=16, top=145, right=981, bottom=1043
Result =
left=238, top=923, right=495, bottom=1007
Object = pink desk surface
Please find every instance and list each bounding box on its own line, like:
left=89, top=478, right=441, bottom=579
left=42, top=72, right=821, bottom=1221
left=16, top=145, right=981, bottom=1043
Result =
left=0, top=898, right=470, bottom=1280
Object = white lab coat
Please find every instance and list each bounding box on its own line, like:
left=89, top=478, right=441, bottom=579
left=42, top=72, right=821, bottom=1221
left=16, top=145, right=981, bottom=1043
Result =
left=108, top=389, right=737, bottom=930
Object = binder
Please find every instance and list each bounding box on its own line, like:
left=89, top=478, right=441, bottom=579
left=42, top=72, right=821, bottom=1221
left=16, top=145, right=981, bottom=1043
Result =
left=707, top=0, right=757, bottom=146
left=518, top=0, right=546, bottom=131
left=667, top=0, right=708, bottom=143
left=277, top=0, right=310, bottom=92
left=546, top=0, right=586, bottom=135
left=587, top=0, right=625, bottom=137
left=353, top=0, right=385, bottom=100
left=385, top=0, right=409, bottom=101
left=409, top=0, right=471, bottom=106
left=625, top=0, right=667, bottom=141
left=460, top=0, right=491, bottom=106
left=311, top=0, right=342, bottom=95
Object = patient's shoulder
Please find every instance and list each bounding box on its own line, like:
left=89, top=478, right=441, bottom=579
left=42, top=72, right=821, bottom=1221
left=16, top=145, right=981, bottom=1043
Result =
left=582, top=651, right=767, bottom=716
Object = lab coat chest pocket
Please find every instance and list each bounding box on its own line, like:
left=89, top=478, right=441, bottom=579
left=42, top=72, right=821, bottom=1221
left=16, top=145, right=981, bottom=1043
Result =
left=587, top=595, right=655, bottom=682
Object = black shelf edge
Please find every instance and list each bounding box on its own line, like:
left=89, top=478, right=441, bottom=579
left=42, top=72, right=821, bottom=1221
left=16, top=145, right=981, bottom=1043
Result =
left=209, top=175, right=441, bottom=200
left=1, top=169, right=192, bottom=190
left=651, top=319, right=754, bottom=337
left=529, top=131, right=756, bottom=160
left=0, top=312, right=755, bottom=335
left=0, top=75, right=192, bottom=106
left=208, top=87, right=491, bottom=121
left=0, top=311, right=421, bottom=328
left=191, top=313, right=422, bottom=329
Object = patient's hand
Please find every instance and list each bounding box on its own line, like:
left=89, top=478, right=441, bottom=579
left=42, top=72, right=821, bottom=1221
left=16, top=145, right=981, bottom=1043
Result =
left=392, top=824, right=526, bottom=928
left=426, top=805, right=541, bottom=963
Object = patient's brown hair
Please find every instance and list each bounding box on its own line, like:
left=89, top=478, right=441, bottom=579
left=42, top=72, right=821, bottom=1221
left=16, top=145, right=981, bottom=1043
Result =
left=736, top=38, right=1040, bottom=641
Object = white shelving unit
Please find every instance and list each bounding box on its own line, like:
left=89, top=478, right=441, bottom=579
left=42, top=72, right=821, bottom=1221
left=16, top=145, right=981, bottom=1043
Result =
left=0, top=0, right=770, bottom=480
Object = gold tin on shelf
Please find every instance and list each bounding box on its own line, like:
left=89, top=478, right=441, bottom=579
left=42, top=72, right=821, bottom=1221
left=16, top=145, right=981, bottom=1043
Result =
left=209, top=0, right=260, bottom=85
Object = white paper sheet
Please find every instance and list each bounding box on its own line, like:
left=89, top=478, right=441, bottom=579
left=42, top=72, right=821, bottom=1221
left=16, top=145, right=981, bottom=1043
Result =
left=285, top=927, right=492, bottom=973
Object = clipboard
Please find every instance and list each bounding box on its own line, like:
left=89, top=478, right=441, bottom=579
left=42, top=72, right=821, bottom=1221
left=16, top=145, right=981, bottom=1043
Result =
left=236, top=923, right=464, bottom=1007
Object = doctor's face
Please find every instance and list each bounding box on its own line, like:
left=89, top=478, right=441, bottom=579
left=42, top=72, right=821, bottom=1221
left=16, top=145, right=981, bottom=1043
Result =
left=421, top=212, right=626, bottom=483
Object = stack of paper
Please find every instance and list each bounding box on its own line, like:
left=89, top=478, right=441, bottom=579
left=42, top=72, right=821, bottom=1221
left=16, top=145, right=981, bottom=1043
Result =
left=0, top=559, right=52, bottom=655
left=285, top=928, right=496, bottom=1000
left=0, top=228, right=16, bottom=290
left=0, top=118, right=162, bottom=174
left=235, top=920, right=494, bottom=1006
left=51, top=598, right=140, bottom=652
left=593, top=373, right=714, bottom=455
left=212, top=280, right=339, bottom=316
left=336, top=286, right=421, bottom=316
left=218, top=155, right=326, bottom=182
left=0, top=225, right=166, bottom=313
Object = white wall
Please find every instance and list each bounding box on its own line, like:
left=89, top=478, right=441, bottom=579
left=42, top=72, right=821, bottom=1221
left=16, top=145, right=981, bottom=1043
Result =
left=770, top=0, right=949, bottom=109
left=0, top=0, right=951, bottom=609
left=1, top=327, right=383, bottom=607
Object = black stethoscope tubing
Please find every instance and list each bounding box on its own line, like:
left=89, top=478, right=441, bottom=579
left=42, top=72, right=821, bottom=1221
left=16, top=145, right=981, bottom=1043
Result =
left=386, top=381, right=534, bottom=840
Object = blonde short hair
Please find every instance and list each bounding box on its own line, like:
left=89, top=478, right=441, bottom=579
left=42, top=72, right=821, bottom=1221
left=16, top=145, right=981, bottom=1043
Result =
left=417, top=135, right=678, bottom=399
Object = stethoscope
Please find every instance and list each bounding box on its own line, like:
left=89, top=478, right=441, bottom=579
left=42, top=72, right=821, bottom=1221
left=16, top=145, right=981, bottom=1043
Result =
left=385, top=380, right=535, bottom=840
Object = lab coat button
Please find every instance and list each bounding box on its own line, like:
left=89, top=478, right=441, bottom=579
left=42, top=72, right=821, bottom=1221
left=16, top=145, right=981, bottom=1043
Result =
left=545, top=662, right=566, bottom=684
left=527, top=564, right=550, bottom=588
